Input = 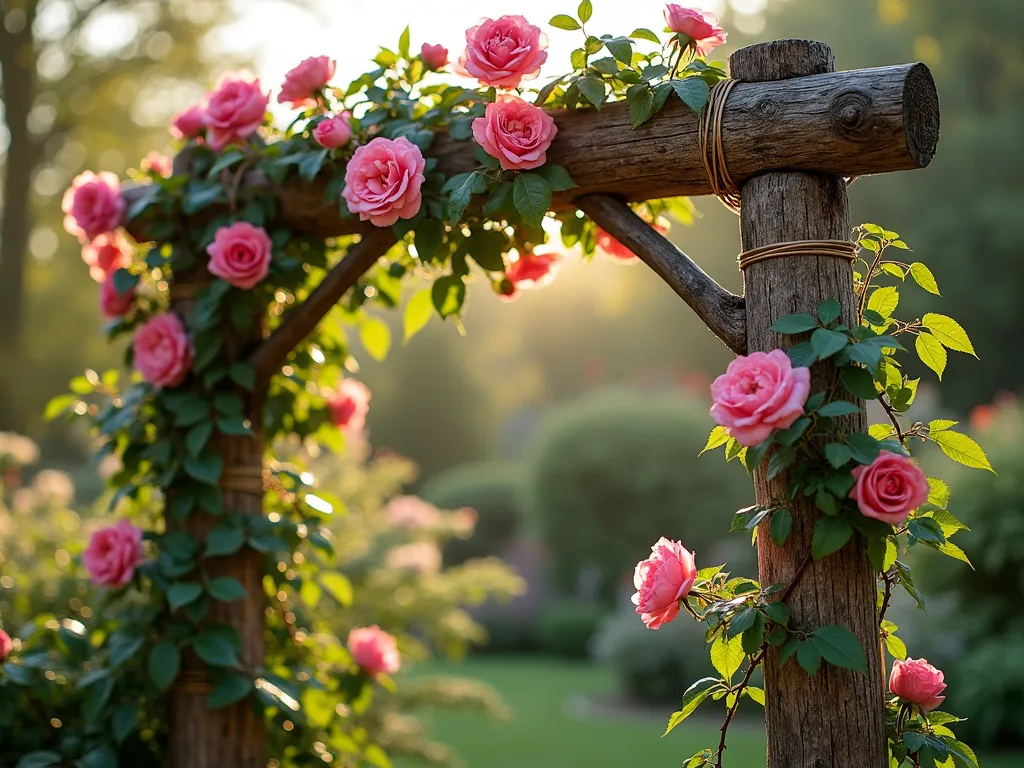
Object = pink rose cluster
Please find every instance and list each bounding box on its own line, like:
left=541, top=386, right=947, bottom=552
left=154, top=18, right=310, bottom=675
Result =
left=421, top=43, right=449, bottom=70
left=207, top=221, right=272, bottom=290
left=456, top=15, right=548, bottom=88
left=664, top=5, right=728, bottom=56
left=62, top=171, right=124, bottom=244
left=710, top=350, right=811, bottom=447
left=499, top=250, right=560, bottom=302
left=343, top=137, right=426, bottom=227
left=133, top=312, right=193, bottom=389
left=81, top=233, right=130, bottom=283
left=100, top=274, right=135, bottom=319
left=278, top=55, right=335, bottom=108
left=347, top=625, right=401, bottom=676
left=203, top=72, right=270, bottom=152
left=0, top=626, right=12, bottom=662
left=83, top=520, right=145, bottom=588
left=313, top=113, right=353, bottom=149
left=472, top=95, right=557, bottom=171
left=631, top=537, right=697, bottom=629
left=889, top=658, right=946, bottom=712
left=850, top=450, right=929, bottom=525
left=327, top=379, right=371, bottom=433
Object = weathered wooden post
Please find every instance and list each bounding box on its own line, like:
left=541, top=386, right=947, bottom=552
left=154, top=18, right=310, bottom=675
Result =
left=731, top=40, right=886, bottom=767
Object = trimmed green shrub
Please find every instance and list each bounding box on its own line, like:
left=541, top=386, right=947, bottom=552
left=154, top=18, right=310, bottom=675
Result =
left=524, top=389, right=754, bottom=602
left=535, top=600, right=609, bottom=658
left=422, top=462, right=524, bottom=565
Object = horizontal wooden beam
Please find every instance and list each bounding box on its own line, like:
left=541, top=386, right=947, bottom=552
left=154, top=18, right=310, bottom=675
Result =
left=122, top=61, right=937, bottom=242
left=577, top=194, right=746, bottom=354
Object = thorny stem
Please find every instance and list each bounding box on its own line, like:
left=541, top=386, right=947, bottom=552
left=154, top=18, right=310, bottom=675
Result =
left=878, top=568, right=896, bottom=630
left=878, top=394, right=908, bottom=447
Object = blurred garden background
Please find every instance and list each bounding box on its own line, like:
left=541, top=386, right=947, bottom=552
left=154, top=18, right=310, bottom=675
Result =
left=2, top=0, right=1024, bottom=765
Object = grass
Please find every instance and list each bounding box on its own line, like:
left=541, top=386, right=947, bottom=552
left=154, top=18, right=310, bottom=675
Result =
left=401, top=656, right=1024, bottom=768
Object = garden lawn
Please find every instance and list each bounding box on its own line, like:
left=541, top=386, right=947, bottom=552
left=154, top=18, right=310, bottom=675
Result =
left=401, top=656, right=1024, bottom=768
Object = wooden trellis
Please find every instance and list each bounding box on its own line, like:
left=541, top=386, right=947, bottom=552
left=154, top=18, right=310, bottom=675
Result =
left=125, top=39, right=939, bottom=768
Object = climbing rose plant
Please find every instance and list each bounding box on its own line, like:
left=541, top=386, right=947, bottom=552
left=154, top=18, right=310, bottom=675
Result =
left=635, top=225, right=987, bottom=768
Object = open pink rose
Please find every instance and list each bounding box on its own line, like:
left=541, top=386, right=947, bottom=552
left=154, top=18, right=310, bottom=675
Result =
left=207, top=221, right=272, bottom=290
left=62, top=171, right=125, bottom=243
left=710, top=350, right=811, bottom=447
left=278, top=56, right=336, bottom=108
left=343, top=136, right=425, bottom=227
left=81, top=233, right=130, bottom=282
left=203, top=71, right=269, bottom=151
left=171, top=104, right=206, bottom=139
left=328, top=379, right=371, bottom=433
left=472, top=95, right=557, bottom=171
left=889, top=658, right=946, bottom=712
left=664, top=5, right=728, bottom=56
left=421, top=43, right=449, bottom=70
left=0, top=627, right=12, bottom=662
left=313, top=113, right=353, bottom=149
left=141, top=152, right=171, bottom=177
left=134, top=312, right=193, bottom=389
left=83, top=520, right=144, bottom=589
left=348, top=626, right=401, bottom=676
left=632, top=537, right=697, bottom=630
left=100, top=273, right=135, bottom=319
left=500, top=250, right=560, bottom=301
left=850, top=451, right=929, bottom=525
left=455, top=15, right=548, bottom=88
left=596, top=224, right=668, bottom=264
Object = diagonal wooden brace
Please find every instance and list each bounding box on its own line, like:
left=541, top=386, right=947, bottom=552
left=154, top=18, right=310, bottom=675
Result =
left=577, top=194, right=746, bottom=354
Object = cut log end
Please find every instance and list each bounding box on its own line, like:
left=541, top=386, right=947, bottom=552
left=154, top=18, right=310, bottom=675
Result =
left=904, top=62, right=940, bottom=169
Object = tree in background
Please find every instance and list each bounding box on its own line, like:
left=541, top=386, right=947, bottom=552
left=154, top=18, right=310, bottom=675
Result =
left=0, top=0, right=240, bottom=439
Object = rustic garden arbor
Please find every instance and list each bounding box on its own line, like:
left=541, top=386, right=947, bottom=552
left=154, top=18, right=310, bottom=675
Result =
left=125, top=39, right=939, bottom=768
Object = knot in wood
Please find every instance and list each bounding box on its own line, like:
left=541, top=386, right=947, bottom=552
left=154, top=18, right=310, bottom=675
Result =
left=754, top=96, right=782, bottom=121
left=830, top=88, right=876, bottom=141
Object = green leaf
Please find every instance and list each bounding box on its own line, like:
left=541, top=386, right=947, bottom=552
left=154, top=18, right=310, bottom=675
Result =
left=229, top=362, right=256, bottom=390
left=207, top=576, right=247, bottom=602
left=630, top=27, right=661, bottom=43
left=83, top=675, right=115, bottom=723
left=810, top=624, right=868, bottom=674
left=908, top=517, right=945, bottom=544
left=745, top=686, right=765, bottom=706
left=742, top=611, right=767, bottom=655
left=44, top=393, right=78, bottom=420
left=700, top=425, right=731, bottom=455
left=549, top=14, right=581, bottom=31
left=445, top=171, right=488, bottom=224
left=818, top=401, right=861, bottom=418
left=729, top=607, right=758, bottom=636
left=909, top=263, right=940, bottom=295
left=513, top=172, right=552, bottom=225
left=922, top=313, right=976, bottom=357
left=403, top=288, right=434, bottom=343
left=207, top=674, right=253, bottom=709
left=671, top=78, right=710, bottom=114
left=812, top=516, right=853, bottom=559
left=321, top=572, right=353, bottom=606
left=167, top=582, right=204, bottom=611
left=578, top=0, right=593, bottom=23
left=710, top=633, right=744, bottom=682
left=604, top=38, right=632, bottom=65
left=536, top=164, right=577, bottom=192
left=763, top=603, right=790, bottom=627
left=916, top=332, right=947, bottom=379
left=775, top=417, right=811, bottom=447
left=662, top=678, right=718, bottom=736
left=208, top=150, right=245, bottom=176
left=824, top=442, right=853, bottom=469
left=818, top=299, right=842, bottom=324
left=769, top=508, right=791, bottom=546
left=206, top=526, right=245, bottom=557
left=183, top=182, right=224, bottom=215
left=186, top=421, right=214, bottom=457
left=811, top=328, right=849, bottom=359
left=193, top=632, right=240, bottom=668
left=185, top=451, right=223, bottom=486
left=112, top=704, right=138, bottom=743
left=112, top=268, right=139, bottom=297
left=359, top=316, right=391, bottom=361
left=841, top=366, right=878, bottom=399
left=577, top=76, right=606, bottom=108
left=797, top=641, right=822, bottom=675
left=108, top=631, right=145, bottom=669
left=627, top=86, right=655, bottom=127
left=432, top=274, right=466, bottom=318
left=217, top=416, right=252, bottom=436
left=76, top=749, right=117, bottom=768
left=397, top=24, right=410, bottom=58
left=770, top=313, right=818, bottom=334
left=867, top=286, right=900, bottom=319
left=846, top=433, right=884, bottom=465
left=413, top=218, right=445, bottom=261
left=884, top=631, right=907, bottom=661
left=931, top=430, right=995, bottom=472
left=298, top=148, right=328, bottom=182
left=787, top=342, right=818, bottom=368
left=862, top=309, right=887, bottom=326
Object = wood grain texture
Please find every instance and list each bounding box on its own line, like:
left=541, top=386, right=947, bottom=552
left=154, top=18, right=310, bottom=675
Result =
left=577, top=194, right=745, bottom=353
left=733, top=39, right=887, bottom=768
left=122, top=60, right=938, bottom=242
left=249, top=225, right=397, bottom=393
left=166, top=250, right=267, bottom=768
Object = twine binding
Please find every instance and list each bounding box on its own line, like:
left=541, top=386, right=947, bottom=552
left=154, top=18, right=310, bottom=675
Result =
left=699, top=79, right=742, bottom=214
left=738, top=239, right=857, bottom=271
left=219, top=465, right=265, bottom=496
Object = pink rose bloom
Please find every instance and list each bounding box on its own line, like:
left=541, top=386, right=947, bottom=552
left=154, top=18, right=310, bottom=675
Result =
left=99, top=273, right=135, bottom=319
left=421, top=43, right=449, bottom=70
left=141, top=152, right=172, bottom=177
left=850, top=450, right=929, bottom=526
left=328, top=378, right=371, bottom=433
left=342, top=136, right=426, bottom=227
left=62, top=171, right=125, bottom=243
left=889, top=658, right=946, bottom=712
left=455, top=15, right=548, bottom=89
left=83, top=520, right=145, bottom=588
left=631, top=537, right=697, bottom=630
left=664, top=5, right=728, bottom=56
left=472, top=95, right=557, bottom=171
left=385, top=495, right=441, bottom=530
left=203, top=72, right=269, bottom=152
left=313, top=113, right=353, bottom=149
left=81, top=233, right=130, bottom=282
left=171, top=104, right=206, bottom=139
left=0, top=627, right=12, bottom=662
left=347, top=626, right=401, bottom=676
left=506, top=251, right=559, bottom=289
left=278, top=55, right=336, bottom=108
left=710, top=350, right=811, bottom=447
left=206, top=221, right=272, bottom=290
left=596, top=224, right=668, bottom=264
left=133, top=312, right=193, bottom=389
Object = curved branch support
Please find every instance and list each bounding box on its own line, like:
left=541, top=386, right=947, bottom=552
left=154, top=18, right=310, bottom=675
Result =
left=250, top=226, right=397, bottom=393
left=577, top=194, right=747, bottom=354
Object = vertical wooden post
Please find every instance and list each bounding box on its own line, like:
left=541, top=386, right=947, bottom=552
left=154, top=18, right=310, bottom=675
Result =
left=166, top=261, right=267, bottom=768
left=731, top=41, right=887, bottom=768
